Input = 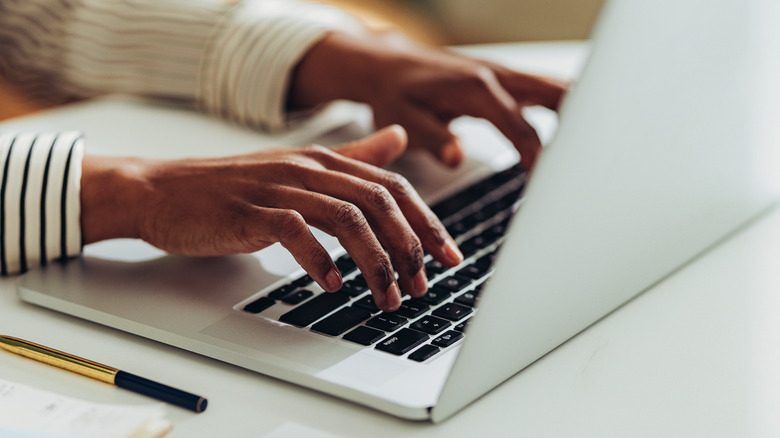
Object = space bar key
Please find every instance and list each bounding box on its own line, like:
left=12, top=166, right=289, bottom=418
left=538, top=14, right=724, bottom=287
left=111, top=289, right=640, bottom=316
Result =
left=279, top=292, right=350, bottom=327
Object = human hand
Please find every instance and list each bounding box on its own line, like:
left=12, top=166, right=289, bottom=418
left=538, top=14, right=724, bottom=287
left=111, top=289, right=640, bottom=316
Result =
left=290, top=31, right=567, bottom=169
left=80, top=126, right=462, bottom=312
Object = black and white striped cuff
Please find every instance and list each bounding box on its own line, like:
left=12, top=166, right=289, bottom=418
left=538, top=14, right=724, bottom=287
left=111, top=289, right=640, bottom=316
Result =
left=0, top=131, right=84, bottom=274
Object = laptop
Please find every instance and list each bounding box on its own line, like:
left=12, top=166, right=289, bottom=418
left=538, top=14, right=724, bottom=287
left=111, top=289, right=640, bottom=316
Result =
left=9, top=0, right=780, bottom=422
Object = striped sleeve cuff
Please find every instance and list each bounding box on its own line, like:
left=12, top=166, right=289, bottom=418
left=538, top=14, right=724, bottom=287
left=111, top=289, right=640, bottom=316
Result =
left=0, top=132, right=84, bottom=275
left=1, top=0, right=361, bottom=131
left=200, top=0, right=364, bottom=131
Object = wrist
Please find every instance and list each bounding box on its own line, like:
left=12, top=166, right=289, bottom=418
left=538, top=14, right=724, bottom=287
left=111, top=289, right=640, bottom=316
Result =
left=288, top=31, right=404, bottom=110
left=80, top=155, right=150, bottom=244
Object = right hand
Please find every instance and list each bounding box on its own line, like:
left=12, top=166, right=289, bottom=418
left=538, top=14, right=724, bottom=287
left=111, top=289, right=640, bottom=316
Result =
left=80, top=126, right=463, bottom=311
left=289, top=31, right=567, bottom=169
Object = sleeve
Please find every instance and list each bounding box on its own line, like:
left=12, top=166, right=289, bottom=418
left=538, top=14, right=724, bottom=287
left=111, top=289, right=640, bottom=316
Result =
left=0, top=131, right=85, bottom=275
left=0, top=0, right=363, bottom=131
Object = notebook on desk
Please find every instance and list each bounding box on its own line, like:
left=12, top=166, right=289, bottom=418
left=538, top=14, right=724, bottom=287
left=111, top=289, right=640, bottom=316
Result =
left=10, top=0, right=780, bottom=422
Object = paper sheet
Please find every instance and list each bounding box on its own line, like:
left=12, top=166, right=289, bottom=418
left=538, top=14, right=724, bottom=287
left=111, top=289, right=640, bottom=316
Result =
left=0, top=378, right=172, bottom=438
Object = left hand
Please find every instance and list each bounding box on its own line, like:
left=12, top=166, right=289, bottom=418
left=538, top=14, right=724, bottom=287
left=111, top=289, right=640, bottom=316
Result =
left=80, top=126, right=462, bottom=312
left=290, top=31, right=568, bottom=169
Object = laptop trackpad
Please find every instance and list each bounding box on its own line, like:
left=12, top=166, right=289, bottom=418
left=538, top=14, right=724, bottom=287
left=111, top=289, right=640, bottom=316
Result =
left=197, top=313, right=360, bottom=372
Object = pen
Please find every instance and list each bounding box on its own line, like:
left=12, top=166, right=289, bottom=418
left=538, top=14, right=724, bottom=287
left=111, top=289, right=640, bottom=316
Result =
left=0, top=335, right=207, bottom=413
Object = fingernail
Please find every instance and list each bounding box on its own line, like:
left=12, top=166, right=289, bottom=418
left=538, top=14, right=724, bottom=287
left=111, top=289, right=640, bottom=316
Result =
left=412, top=269, right=428, bottom=295
left=384, top=282, right=402, bottom=311
left=441, top=239, right=464, bottom=266
left=389, top=124, right=407, bottom=139
left=373, top=292, right=386, bottom=309
left=324, top=268, right=342, bottom=291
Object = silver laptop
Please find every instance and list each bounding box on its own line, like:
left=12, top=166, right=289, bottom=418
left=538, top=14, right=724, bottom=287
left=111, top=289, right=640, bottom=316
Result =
left=9, top=0, right=780, bottom=422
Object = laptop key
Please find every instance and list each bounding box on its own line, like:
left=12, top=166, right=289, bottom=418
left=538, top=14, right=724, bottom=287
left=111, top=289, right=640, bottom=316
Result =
left=420, top=286, right=451, bottom=305
left=365, top=313, right=407, bottom=332
left=335, top=255, right=358, bottom=276
left=408, top=345, right=441, bottom=362
left=425, top=259, right=448, bottom=280
left=483, top=222, right=509, bottom=240
left=435, top=275, right=473, bottom=293
left=291, top=274, right=313, bottom=288
left=343, top=326, right=385, bottom=346
left=464, top=234, right=494, bottom=251
left=432, top=330, right=464, bottom=348
left=267, top=284, right=297, bottom=300
left=446, top=220, right=470, bottom=238
left=243, top=297, right=275, bottom=314
left=410, top=315, right=450, bottom=335
left=351, top=275, right=368, bottom=288
left=375, top=328, right=429, bottom=355
left=453, top=318, right=471, bottom=333
left=279, top=292, right=350, bottom=327
left=433, top=303, right=473, bottom=321
left=454, top=290, right=479, bottom=307
left=392, top=300, right=429, bottom=319
left=311, top=307, right=371, bottom=336
left=281, top=289, right=313, bottom=305
left=353, top=295, right=381, bottom=313
left=473, top=255, right=494, bottom=272
left=340, top=280, right=368, bottom=297
left=456, top=263, right=491, bottom=280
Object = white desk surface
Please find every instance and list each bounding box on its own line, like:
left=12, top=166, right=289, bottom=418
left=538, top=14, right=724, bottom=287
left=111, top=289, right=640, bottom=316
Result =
left=2, top=41, right=780, bottom=437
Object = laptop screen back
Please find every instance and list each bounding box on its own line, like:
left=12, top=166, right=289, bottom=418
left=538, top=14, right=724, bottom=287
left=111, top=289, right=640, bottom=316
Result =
left=433, top=0, right=780, bottom=422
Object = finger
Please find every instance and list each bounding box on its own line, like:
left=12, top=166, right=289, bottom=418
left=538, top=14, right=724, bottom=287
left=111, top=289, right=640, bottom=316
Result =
left=261, top=185, right=403, bottom=311
left=449, top=71, right=544, bottom=170
left=260, top=207, right=343, bottom=293
left=397, top=104, right=464, bottom=167
left=438, top=137, right=465, bottom=168
left=299, top=169, right=429, bottom=298
left=500, top=114, right=543, bottom=171
left=332, top=125, right=408, bottom=168
left=301, top=147, right=463, bottom=271
left=488, top=64, right=568, bottom=111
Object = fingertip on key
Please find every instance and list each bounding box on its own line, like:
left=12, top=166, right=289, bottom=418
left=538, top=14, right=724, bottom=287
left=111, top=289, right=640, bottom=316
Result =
left=441, top=239, right=464, bottom=267
left=384, top=283, right=402, bottom=311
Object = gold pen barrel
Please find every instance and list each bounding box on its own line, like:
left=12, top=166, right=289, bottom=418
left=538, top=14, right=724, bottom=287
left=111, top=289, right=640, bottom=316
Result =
left=0, top=335, right=118, bottom=384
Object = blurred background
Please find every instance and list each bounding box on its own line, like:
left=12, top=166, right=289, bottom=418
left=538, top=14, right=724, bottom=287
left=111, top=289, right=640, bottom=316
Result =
left=313, top=0, right=605, bottom=45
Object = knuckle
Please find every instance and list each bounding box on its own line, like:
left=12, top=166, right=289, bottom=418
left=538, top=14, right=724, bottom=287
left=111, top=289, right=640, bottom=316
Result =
left=400, top=238, right=425, bottom=275
left=227, top=204, right=263, bottom=246
left=273, top=210, right=308, bottom=241
left=382, top=172, right=413, bottom=199
left=273, top=158, right=309, bottom=174
left=330, top=201, right=366, bottom=231
left=466, top=65, right=497, bottom=90
left=363, top=183, right=395, bottom=213
left=226, top=201, right=254, bottom=223
left=309, top=247, right=334, bottom=270
left=370, top=259, right=395, bottom=288
left=301, top=144, right=331, bottom=158
left=427, top=215, right=449, bottom=245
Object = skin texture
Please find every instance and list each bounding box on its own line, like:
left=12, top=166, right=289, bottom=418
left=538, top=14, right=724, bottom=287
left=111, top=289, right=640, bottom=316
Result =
left=289, top=31, right=567, bottom=169
left=80, top=126, right=462, bottom=312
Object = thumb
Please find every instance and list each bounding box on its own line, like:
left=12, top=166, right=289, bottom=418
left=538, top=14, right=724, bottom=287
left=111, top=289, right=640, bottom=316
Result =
left=333, top=125, right=408, bottom=167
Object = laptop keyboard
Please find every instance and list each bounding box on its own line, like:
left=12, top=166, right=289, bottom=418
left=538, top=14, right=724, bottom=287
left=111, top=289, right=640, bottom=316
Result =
left=239, top=164, right=526, bottom=362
